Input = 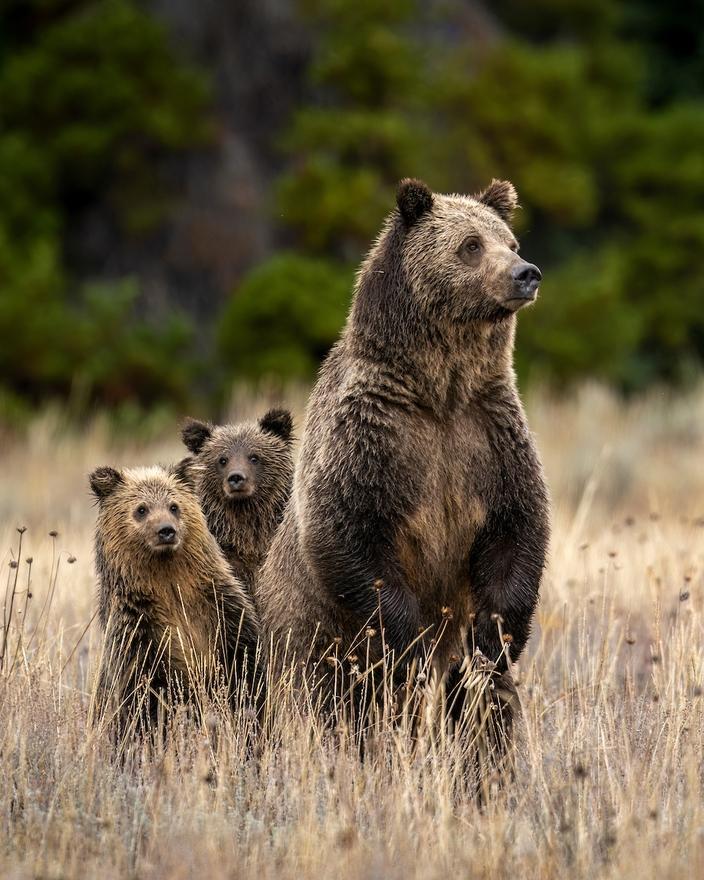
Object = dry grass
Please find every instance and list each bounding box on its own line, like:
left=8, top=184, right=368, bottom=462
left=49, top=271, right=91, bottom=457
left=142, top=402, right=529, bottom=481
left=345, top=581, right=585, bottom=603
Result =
left=1, top=383, right=703, bottom=879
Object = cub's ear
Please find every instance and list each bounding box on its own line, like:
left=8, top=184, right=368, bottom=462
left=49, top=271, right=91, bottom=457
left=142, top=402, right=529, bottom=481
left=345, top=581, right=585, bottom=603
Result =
left=89, top=466, right=124, bottom=500
left=259, top=408, right=294, bottom=444
left=397, top=178, right=433, bottom=226
left=476, top=179, right=518, bottom=224
left=181, top=418, right=213, bottom=454
left=171, top=456, right=196, bottom=490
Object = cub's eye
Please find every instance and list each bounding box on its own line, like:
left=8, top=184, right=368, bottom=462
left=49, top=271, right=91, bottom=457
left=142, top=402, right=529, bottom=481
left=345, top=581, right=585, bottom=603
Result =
left=249, top=454, right=259, bottom=465
left=136, top=505, right=148, bottom=518
left=169, top=503, right=179, bottom=514
left=509, top=241, right=519, bottom=253
left=464, top=238, right=480, bottom=253
left=218, top=456, right=228, bottom=467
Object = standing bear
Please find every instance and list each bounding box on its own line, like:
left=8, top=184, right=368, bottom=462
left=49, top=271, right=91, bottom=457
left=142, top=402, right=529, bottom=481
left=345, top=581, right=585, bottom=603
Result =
left=181, top=409, right=294, bottom=590
left=90, top=464, right=264, bottom=734
left=256, top=179, right=550, bottom=735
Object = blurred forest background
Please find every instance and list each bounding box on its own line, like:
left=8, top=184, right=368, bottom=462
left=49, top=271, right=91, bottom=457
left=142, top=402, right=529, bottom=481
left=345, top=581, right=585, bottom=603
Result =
left=2, top=0, right=704, bottom=422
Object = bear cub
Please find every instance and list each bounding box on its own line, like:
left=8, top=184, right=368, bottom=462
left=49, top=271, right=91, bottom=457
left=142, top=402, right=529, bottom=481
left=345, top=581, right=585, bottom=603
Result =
left=90, top=463, right=263, bottom=733
left=181, top=408, right=294, bottom=590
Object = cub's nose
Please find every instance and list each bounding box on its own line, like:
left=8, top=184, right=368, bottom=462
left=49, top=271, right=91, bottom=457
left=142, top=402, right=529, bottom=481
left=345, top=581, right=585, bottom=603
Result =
left=157, top=524, right=176, bottom=543
left=512, top=262, right=542, bottom=298
left=228, top=472, right=247, bottom=488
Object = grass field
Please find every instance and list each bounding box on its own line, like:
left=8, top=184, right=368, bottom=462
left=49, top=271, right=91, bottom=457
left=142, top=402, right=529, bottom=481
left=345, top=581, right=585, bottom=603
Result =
left=1, top=384, right=703, bottom=879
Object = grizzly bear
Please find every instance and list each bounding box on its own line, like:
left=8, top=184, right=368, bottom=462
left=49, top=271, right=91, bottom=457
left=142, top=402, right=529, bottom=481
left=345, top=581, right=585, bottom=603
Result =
left=180, top=409, right=294, bottom=590
left=90, top=464, right=263, bottom=734
left=256, top=179, right=549, bottom=740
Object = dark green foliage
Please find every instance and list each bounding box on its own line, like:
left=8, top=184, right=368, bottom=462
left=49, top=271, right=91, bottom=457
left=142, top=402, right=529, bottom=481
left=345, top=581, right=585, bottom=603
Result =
left=3, top=0, right=704, bottom=404
left=218, top=254, right=353, bottom=381
left=0, top=0, right=209, bottom=411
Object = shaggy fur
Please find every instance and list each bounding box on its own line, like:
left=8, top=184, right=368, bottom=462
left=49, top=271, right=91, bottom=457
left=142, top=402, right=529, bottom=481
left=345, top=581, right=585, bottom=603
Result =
left=90, top=465, right=263, bottom=732
left=181, top=409, right=294, bottom=590
left=257, top=179, right=549, bottom=738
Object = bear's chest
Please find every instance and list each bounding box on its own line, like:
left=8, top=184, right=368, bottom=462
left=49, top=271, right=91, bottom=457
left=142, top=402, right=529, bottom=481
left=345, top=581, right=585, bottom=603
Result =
left=394, top=411, right=491, bottom=602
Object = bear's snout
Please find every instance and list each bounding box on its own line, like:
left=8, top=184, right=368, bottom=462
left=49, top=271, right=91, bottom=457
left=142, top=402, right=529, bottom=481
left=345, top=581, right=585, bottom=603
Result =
left=510, top=261, right=541, bottom=304
left=224, top=469, right=255, bottom=499
left=155, top=523, right=178, bottom=545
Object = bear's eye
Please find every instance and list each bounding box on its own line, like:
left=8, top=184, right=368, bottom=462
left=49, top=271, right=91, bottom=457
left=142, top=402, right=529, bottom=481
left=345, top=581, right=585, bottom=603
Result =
left=509, top=240, right=519, bottom=253
left=169, top=503, right=179, bottom=515
left=249, top=454, right=260, bottom=465
left=218, top=456, right=228, bottom=467
left=463, top=237, right=481, bottom=253
left=136, top=504, right=148, bottom=518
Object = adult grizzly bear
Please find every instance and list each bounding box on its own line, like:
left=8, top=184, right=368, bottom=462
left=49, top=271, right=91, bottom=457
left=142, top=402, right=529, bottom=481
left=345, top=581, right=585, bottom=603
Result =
left=180, top=409, right=294, bottom=591
left=90, top=464, right=263, bottom=734
left=257, top=178, right=549, bottom=735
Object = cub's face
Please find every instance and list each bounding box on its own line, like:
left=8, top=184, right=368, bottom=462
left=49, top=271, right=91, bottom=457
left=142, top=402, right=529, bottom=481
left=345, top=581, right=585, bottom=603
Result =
left=90, top=465, right=200, bottom=557
left=397, top=179, right=541, bottom=323
left=181, top=409, right=294, bottom=507
left=208, top=432, right=268, bottom=501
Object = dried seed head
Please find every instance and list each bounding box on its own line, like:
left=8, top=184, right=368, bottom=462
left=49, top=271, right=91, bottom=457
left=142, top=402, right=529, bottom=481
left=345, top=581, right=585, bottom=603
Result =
left=625, top=635, right=636, bottom=646
left=17, top=526, right=27, bottom=535
left=365, top=628, right=377, bottom=639
left=325, top=655, right=337, bottom=668
left=502, top=633, right=514, bottom=644
left=67, top=556, right=76, bottom=564
left=416, top=672, right=427, bottom=684
left=468, top=612, right=476, bottom=623
left=608, top=550, right=618, bottom=558
left=573, top=762, right=588, bottom=780
left=490, top=613, right=504, bottom=623
left=441, top=606, right=453, bottom=620
left=348, top=654, right=358, bottom=663
left=680, top=591, right=690, bottom=601
left=49, top=530, right=59, bottom=538
left=373, top=579, right=384, bottom=592
left=27, top=592, right=32, bottom=599
left=9, top=560, right=18, bottom=569
left=333, top=636, right=342, bottom=645
left=449, top=653, right=459, bottom=664
left=25, top=557, right=33, bottom=564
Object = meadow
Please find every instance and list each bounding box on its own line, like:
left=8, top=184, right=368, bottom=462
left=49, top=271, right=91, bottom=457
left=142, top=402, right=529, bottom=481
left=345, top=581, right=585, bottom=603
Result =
left=1, top=383, right=703, bottom=879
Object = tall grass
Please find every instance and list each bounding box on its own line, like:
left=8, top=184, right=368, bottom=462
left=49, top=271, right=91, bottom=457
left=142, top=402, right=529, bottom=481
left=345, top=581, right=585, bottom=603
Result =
left=1, top=384, right=703, bottom=878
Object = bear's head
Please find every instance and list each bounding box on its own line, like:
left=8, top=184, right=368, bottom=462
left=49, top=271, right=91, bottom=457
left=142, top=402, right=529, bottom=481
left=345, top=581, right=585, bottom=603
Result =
left=394, top=178, right=541, bottom=323
left=89, top=464, right=203, bottom=558
left=181, top=409, right=294, bottom=507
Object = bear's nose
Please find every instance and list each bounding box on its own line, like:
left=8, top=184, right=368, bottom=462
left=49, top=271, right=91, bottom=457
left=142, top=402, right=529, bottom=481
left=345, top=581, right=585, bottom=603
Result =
left=512, top=262, right=542, bottom=298
left=228, top=472, right=247, bottom=488
left=157, top=524, right=176, bottom=543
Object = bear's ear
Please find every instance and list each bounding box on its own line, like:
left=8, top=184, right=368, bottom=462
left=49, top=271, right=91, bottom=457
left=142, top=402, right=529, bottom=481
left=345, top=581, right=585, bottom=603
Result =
left=476, top=179, right=518, bottom=224
left=259, top=408, right=294, bottom=444
left=397, top=178, right=433, bottom=226
left=170, top=456, right=196, bottom=490
left=181, top=418, right=213, bottom=454
left=89, top=466, right=124, bottom=500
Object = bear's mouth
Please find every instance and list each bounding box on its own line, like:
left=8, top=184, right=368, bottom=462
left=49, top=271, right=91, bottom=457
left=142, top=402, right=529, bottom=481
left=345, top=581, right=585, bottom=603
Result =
left=222, top=482, right=255, bottom=500
left=504, top=291, right=538, bottom=312
left=152, top=537, right=181, bottom=552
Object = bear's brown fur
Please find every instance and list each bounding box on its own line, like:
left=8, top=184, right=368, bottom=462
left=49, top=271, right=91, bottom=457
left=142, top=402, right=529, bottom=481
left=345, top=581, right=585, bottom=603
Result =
left=180, top=409, right=294, bottom=590
left=256, top=179, right=549, bottom=736
left=90, top=464, right=263, bottom=733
